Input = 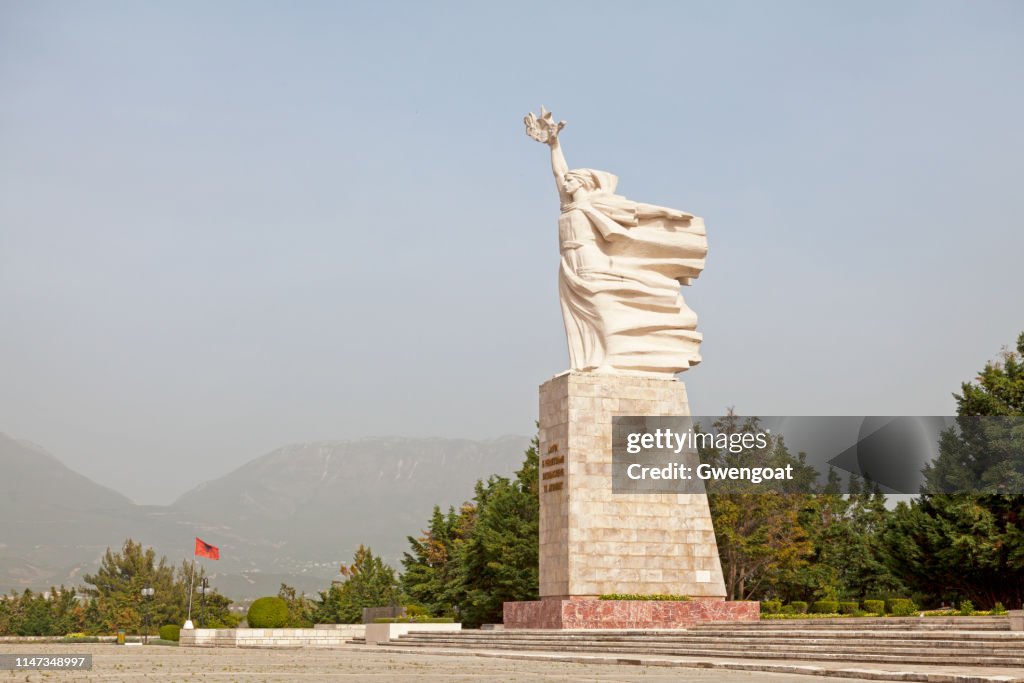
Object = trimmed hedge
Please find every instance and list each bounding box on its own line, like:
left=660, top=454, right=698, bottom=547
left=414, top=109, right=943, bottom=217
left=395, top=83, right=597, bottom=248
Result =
left=372, top=617, right=455, bottom=623
left=790, top=601, right=808, bottom=614
left=886, top=598, right=918, bottom=616
left=810, top=600, right=839, bottom=614
left=863, top=599, right=885, bottom=614
left=761, top=600, right=782, bottom=614
left=158, top=624, right=180, bottom=642
left=247, top=597, right=290, bottom=628
left=839, top=602, right=860, bottom=615
left=598, top=594, right=690, bottom=601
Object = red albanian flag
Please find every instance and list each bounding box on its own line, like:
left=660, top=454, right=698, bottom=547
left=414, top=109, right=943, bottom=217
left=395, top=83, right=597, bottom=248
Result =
left=194, top=537, right=220, bottom=560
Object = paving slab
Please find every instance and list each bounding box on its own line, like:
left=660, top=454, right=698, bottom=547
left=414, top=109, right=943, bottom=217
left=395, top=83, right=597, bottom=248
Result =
left=0, top=642, right=930, bottom=682
left=376, top=643, right=1024, bottom=683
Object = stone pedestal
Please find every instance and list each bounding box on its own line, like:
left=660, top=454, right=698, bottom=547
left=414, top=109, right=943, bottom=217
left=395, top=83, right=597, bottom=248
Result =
left=503, top=372, right=749, bottom=629
left=536, top=372, right=727, bottom=600
left=504, top=598, right=757, bottom=629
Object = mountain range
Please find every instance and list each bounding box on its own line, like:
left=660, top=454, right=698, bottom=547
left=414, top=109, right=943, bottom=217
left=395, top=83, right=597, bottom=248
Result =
left=0, top=432, right=530, bottom=598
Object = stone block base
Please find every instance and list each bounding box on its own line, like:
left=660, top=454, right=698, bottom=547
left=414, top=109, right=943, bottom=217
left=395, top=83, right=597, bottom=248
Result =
left=503, top=598, right=758, bottom=629
left=363, top=622, right=462, bottom=644
left=180, top=626, right=364, bottom=648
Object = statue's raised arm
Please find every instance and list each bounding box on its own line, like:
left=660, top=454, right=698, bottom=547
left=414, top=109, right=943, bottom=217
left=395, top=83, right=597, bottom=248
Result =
left=523, top=107, right=708, bottom=377
left=524, top=107, right=570, bottom=198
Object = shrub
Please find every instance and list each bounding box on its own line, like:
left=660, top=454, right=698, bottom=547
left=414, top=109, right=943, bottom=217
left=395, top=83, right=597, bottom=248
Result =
left=206, top=613, right=241, bottom=629
left=839, top=602, right=859, bottom=615
left=789, top=601, right=808, bottom=614
left=810, top=600, right=839, bottom=614
left=959, top=599, right=974, bottom=616
left=760, top=600, right=782, bottom=614
left=863, top=600, right=885, bottom=615
left=158, top=624, right=180, bottom=642
left=992, top=602, right=1008, bottom=615
left=779, top=604, right=795, bottom=614
left=372, top=616, right=455, bottom=623
left=247, top=597, right=290, bottom=628
left=886, top=598, right=918, bottom=616
left=404, top=604, right=428, bottom=618
left=763, top=612, right=860, bottom=620
left=598, top=594, right=689, bottom=601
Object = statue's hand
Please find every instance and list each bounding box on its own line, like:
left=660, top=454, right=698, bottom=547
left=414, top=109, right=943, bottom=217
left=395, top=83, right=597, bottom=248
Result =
left=524, top=106, right=566, bottom=144
left=548, top=119, right=567, bottom=145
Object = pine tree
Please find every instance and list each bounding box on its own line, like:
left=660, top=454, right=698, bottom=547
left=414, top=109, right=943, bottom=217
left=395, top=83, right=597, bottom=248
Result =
left=319, top=545, right=400, bottom=623
left=82, top=539, right=180, bottom=633
left=453, top=438, right=538, bottom=627
left=882, top=332, right=1024, bottom=608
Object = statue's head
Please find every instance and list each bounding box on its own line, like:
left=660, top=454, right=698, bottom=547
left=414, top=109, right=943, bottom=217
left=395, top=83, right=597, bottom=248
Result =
left=565, top=169, right=618, bottom=198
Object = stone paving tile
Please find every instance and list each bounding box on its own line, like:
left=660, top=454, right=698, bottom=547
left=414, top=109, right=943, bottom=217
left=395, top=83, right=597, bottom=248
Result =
left=377, top=644, right=1024, bottom=683
left=0, top=642, right=910, bottom=682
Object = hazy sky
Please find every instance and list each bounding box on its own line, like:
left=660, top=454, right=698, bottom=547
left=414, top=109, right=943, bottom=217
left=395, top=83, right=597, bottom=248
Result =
left=2, top=1, right=1022, bottom=504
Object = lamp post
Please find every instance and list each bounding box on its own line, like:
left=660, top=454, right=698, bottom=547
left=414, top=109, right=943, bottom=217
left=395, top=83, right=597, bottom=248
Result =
left=198, top=579, right=209, bottom=628
left=141, top=588, right=154, bottom=644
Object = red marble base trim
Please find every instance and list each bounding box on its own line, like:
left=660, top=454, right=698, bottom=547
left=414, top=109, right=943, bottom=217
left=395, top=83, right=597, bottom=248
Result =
left=503, top=597, right=759, bottom=629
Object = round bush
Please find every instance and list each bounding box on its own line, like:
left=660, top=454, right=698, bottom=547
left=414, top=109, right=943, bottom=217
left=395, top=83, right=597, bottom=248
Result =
left=810, top=600, right=839, bottom=614
left=789, top=601, right=808, bottom=614
left=839, top=602, right=860, bottom=615
left=158, top=624, right=180, bottom=642
left=760, top=599, right=782, bottom=614
left=886, top=598, right=918, bottom=616
left=863, top=599, right=885, bottom=615
left=247, top=597, right=289, bottom=628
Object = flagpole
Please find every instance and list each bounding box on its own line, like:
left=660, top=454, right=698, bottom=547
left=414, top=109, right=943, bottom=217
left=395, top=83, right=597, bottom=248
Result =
left=185, top=555, right=196, bottom=628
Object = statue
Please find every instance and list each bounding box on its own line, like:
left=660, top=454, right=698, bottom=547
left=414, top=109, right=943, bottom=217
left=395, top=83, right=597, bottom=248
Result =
left=524, top=107, right=708, bottom=377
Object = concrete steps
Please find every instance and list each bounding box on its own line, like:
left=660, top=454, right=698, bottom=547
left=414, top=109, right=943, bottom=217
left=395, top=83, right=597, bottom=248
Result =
left=702, top=617, right=1010, bottom=631
left=378, top=623, right=1024, bottom=668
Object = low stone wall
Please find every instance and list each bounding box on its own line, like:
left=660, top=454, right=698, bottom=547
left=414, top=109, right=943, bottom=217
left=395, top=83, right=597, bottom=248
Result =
left=312, top=624, right=367, bottom=633
left=181, top=625, right=364, bottom=648
left=504, top=598, right=759, bottom=629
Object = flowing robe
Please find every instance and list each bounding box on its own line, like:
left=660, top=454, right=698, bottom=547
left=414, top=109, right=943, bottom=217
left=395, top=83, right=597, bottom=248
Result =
left=557, top=169, right=707, bottom=376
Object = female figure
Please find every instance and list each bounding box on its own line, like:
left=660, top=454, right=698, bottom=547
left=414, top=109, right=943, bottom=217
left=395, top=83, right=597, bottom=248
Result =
left=525, top=109, right=708, bottom=377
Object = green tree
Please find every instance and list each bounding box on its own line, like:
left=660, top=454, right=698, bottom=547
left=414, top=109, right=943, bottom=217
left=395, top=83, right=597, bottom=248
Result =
left=400, top=504, right=469, bottom=616
left=956, top=332, right=1024, bottom=417
left=702, top=414, right=815, bottom=600
left=80, top=539, right=233, bottom=634
left=82, top=539, right=181, bottom=633
left=0, top=587, right=93, bottom=637
left=317, top=545, right=400, bottom=623
left=277, top=583, right=314, bottom=627
left=398, top=438, right=540, bottom=627
left=782, top=472, right=904, bottom=602
left=882, top=332, right=1024, bottom=609
left=456, top=439, right=539, bottom=627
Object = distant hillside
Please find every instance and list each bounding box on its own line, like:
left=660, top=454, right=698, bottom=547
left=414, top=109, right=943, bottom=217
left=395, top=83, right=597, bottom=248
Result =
left=0, top=433, right=531, bottom=598
left=170, top=436, right=530, bottom=564
left=0, top=433, right=144, bottom=588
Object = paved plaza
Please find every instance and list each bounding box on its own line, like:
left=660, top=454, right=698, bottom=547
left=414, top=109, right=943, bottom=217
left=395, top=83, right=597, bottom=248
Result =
left=0, top=642, right=914, bottom=683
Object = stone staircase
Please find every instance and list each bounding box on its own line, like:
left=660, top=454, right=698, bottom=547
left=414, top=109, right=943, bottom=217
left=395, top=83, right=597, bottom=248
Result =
left=374, top=619, right=1024, bottom=668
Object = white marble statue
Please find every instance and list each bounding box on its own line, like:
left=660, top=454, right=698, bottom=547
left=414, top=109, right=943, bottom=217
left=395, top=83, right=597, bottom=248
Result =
left=524, top=107, right=708, bottom=377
